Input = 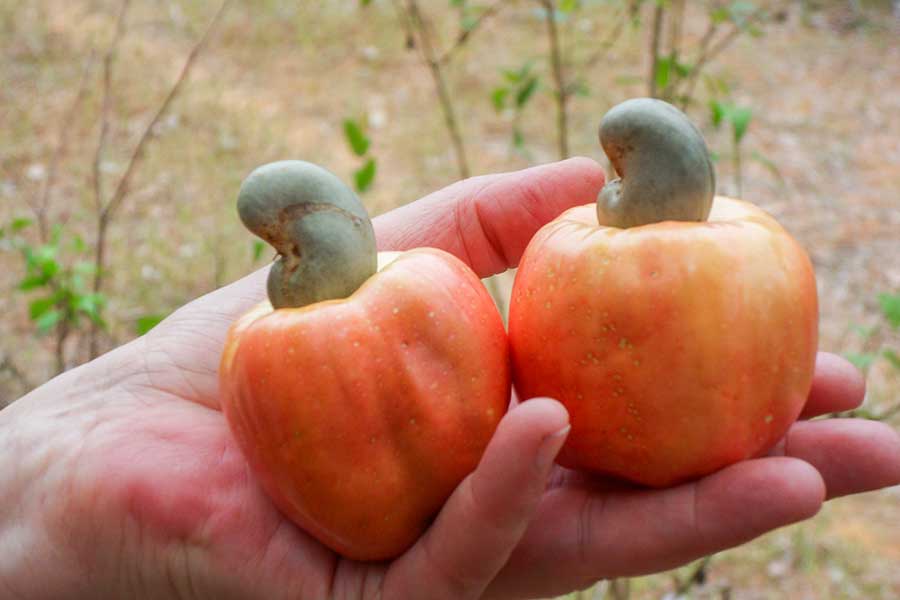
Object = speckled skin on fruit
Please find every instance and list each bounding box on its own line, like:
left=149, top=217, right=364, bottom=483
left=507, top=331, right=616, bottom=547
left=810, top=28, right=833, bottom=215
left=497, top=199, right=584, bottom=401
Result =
left=508, top=197, right=818, bottom=487
left=220, top=249, right=510, bottom=561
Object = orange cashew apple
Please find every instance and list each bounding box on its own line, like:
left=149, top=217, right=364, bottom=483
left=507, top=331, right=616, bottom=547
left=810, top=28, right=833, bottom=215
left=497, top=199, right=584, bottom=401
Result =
left=220, top=161, right=509, bottom=560
left=508, top=99, right=818, bottom=487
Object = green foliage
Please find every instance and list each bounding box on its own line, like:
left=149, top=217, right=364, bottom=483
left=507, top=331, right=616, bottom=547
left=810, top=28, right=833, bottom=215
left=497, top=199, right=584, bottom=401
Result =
left=710, top=99, right=753, bottom=195
left=251, top=239, right=266, bottom=262
left=3, top=218, right=106, bottom=337
left=135, top=314, right=166, bottom=335
left=710, top=100, right=752, bottom=143
left=354, top=157, right=377, bottom=193
left=877, top=292, right=900, bottom=329
left=491, top=62, right=541, bottom=153
left=343, top=118, right=371, bottom=157
left=342, top=117, right=377, bottom=193
left=845, top=294, right=900, bottom=376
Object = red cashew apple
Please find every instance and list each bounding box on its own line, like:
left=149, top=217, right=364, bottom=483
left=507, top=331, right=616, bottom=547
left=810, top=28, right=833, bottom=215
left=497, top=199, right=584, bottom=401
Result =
left=220, top=161, right=509, bottom=561
left=509, top=99, right=818, bottom=487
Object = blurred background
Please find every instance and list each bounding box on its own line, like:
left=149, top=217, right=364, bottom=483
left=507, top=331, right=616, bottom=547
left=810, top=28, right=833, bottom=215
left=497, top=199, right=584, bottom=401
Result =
left=1, top=1, right=898, bottom=597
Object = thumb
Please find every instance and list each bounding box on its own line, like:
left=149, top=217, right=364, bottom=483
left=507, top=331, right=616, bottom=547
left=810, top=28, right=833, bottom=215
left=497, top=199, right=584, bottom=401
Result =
left=382, top=398, right=570, bottom=600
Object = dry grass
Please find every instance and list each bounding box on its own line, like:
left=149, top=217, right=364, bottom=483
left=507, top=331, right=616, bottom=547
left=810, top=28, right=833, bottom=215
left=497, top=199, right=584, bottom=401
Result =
left=1, top=0, right=899, bottom=597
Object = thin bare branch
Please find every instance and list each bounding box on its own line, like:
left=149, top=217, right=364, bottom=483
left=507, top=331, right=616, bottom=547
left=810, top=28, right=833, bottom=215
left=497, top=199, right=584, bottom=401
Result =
left=437, top=0, right=506, bottom=65
left=88, top=0, right=232, bottom=359
left=674, top=555, right=714, bottom=595
left=647, top=0, right=665, bottom=98
left=103, top=0, right=232, bottom=221
left=579, top=5, right=628, bottom=70
left=33, top=50, right=98, bottom=242
left=398, top=0, right=470, bottom=179
left=677, top=6, right=770, bottom=110
left=539, top=0, right=569, bottom=159
left=0, top=354, right=32, bottom=395
left=93, top=0, right=132, bottom=215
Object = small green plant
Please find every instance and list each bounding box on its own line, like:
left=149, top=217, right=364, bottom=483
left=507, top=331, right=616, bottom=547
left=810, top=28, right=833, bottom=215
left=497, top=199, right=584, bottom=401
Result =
left=343, top=117, right=377, bottom=193
left=1, top=218, right=106, bottom=374
left=838, top=292, right=900, bottom=422
left=709, top=98, right=752, bottom=196
left=491, top=62, right=541, bottom=155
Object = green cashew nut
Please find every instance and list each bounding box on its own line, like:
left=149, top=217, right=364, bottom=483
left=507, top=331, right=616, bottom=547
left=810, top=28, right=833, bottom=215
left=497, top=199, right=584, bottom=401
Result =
left=237, top=160, right=377, bottom=309
left=597, top=98, right=715, bottom=228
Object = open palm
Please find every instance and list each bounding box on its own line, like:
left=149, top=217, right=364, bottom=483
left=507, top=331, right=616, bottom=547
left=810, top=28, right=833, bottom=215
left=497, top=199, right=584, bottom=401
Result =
left=5, top=158, right=899, bottom=600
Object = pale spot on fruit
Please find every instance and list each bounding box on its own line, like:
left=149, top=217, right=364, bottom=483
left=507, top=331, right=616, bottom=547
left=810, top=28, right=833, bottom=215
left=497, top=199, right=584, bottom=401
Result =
left=352, top=341, right=360, bottom=347
left=544, top=301, right=552, bottom=309
left=765, top=414, right=774, bottom=424
left=392, top=307, right=400, bottom=315
left=428, top=311, right=435, bottom=318
left=409, top=418, right=417, bottom=425
left=486, top=407, right=496, bottom=417
left=618, top=337, right=630, bottom=349
left=650, top=271, right=659, bottom=278
left=633, top=359, right=641, bottom=366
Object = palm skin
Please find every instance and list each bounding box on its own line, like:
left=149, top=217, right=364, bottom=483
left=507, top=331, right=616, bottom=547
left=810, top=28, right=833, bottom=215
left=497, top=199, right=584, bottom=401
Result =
left=2, top=158, right=899, bottom=600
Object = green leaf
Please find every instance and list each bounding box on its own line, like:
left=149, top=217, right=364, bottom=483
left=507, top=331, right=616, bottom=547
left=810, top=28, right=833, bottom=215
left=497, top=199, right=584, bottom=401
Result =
left=71, top=233, right=87, bottom=254
left=11, top=217, right=33, bottom=232
left=29, top=296, right=58, bottom=320
left=654, top=57, right=672, bottom=92
left=503, top=62, right=532, bottom=84
left=360, top=0, right=372, bottom=6
left=673, top=59, right=691, bottom=78
left=18, top=273, right=50, bottom=291
left=343, top=119, right=370, bottom=157
left=710, top=6, right=730, bottom=23
left=729, top=106, right=753, bottom=143
left=559, top=0, right=579, bottom=13
left=354, top=158, right=377, bottom=193
left=845, top=352, right=877, bottom=372
left=710, top=100, right=725, bottom=128
left=73, top=293, right=106, bottom=319
left=252, top=239, right=266, bottom=261
left=878, top=292, right=900, bottom=329
left=515, top=76, right=539, bottom=108
left=35, top=309, right=62, bottom=334
left=491, top=87, right=509, bottom=111
left=136, top=314, right=165, bottom=335
left=883, top=348, right=900, bottom=371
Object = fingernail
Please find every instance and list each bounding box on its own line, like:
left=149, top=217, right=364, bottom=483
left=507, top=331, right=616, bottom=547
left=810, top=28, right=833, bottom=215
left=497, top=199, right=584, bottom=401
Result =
left=536, top=425, right=571, bottom=471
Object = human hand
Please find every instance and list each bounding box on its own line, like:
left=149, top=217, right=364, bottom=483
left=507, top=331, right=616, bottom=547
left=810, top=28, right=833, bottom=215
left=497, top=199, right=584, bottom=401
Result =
left=2, top=158, right=898, bottom=600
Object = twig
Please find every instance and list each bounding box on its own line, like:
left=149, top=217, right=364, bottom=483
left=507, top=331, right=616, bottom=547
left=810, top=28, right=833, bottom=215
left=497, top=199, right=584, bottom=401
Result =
left=33, top=50, right=98, bottom=242
left=0, top=355, right=32, bottom=392
left=579, top=5, right=628, bottom=70
left=647, top=0, right=665, bottom=98
left=664, top=0, right=686, bottom=102
left=675, top=555, right=713, bottom=595
left=539, top=0, right=569, bottom=159
left=92, top=0, right=131, bottom=215
left=437, top=0, right=506, bottom=65
left=397, top=0, right=470, bottom=179
left=88, top=0, right=232, bottom=359
left=676, top=5, right=770, bottom=110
